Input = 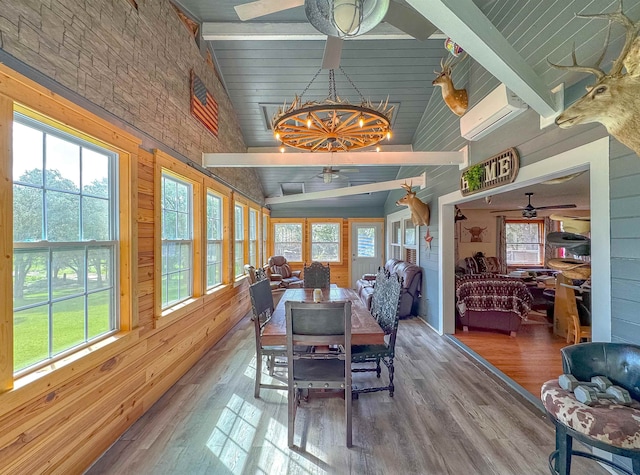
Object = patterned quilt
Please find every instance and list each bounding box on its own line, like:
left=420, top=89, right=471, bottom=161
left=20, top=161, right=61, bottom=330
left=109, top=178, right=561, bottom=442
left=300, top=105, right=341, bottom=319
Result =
left=455, top=274, right=533, bottom=320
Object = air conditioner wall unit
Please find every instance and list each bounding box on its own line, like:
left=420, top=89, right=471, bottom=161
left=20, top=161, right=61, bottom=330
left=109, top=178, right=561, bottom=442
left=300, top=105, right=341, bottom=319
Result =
left=460, top=83, right=528, bottom=141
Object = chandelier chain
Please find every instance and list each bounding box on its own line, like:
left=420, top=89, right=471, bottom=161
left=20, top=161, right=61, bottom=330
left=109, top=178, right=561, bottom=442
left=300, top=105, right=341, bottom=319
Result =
left=300, top=68, right=323, bottom=102
left=329, top=69, right=337, bottom=101
left=339, top=66, right=366, bottom=102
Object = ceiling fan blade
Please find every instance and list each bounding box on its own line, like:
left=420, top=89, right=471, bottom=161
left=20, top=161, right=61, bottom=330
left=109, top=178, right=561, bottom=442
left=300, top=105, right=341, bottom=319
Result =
left=234, top=0, right=304, bottom=21
left=322, top=36, right=343, bottom=69
left=535, top=204, right=577, bottom=211
left=383, top=2, right=438, bottom=41
left=490, top=209, right=523, bottom=213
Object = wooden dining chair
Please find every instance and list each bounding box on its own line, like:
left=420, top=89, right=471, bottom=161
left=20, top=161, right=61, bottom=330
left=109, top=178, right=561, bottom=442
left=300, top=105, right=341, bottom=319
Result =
left=302, top=261, right=330, bottom=288
left=567, top=312, right=591, bottom=345
left=352, top=270, right=403, bottom=397
left=285, top=300, right=352, bottom=448
left=249, top=279, right=287, bottom=398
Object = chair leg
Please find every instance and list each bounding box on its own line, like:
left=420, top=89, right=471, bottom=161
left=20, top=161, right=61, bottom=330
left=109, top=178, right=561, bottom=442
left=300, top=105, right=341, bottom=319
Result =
left=288, top=385, right=296, bottom=448
left=376, top=357, right=382, bottom=378
left=254, top=350, right=262, bottom=399
left=632, top=458, right=640, bottom=475
left=346, top=384, right=352, bottom=448
left=555, top=422, right=572, bottom=475
left=387, top=356, right=395, bottom=397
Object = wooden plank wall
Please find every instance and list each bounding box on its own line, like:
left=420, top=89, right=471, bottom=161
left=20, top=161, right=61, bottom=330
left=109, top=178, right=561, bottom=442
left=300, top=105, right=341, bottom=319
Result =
left=0, top=148, right=252, bottom=474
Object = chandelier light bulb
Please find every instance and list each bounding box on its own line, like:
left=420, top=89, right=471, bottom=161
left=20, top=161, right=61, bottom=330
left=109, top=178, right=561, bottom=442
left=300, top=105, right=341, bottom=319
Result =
left=386, top=130, right=392, bottom=140
left=280, top=143, right=285, bottom=153
left=376, top=146, right=381, bottom=152
left=358, top=114, right=364, bottom=128
left=275, top=131, right=280, bottom=140
left=307, top=114, right=312, bottom=128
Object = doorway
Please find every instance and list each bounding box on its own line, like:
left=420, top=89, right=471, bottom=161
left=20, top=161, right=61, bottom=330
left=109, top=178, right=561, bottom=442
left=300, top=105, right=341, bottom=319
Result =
left=438, top=138, right=611, bottom=399
left=350, top=221, right=383, bottom=289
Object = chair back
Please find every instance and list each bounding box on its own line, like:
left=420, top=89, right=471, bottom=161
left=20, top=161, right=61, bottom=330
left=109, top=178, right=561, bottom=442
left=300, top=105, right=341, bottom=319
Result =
left=369, top=267, right=387, bottom=319
left=245, top=264, right=258, bottom=284
left=375, top=271, right=403, bottom=355
left=561, top=342, right=640, bottom=401
left=303, top=261, right=331, bottom=288
left=249, top=279, right=275, bottom=334
left=268, top=255, right=293, bottom=278
left=285, top=300, right=351, bottom=348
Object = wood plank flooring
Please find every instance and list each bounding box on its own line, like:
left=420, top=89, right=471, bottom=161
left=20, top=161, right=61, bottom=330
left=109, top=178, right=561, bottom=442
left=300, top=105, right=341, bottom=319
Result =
left=454, top=315, right=569, bottom=397
left=86, top=314, right=606, bottom=475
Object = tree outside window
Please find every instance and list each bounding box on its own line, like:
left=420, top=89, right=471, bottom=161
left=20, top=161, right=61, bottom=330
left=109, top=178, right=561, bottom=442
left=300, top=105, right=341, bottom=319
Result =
left=505, top=220, right=545, bottom=266
left=311, top=223, right=340, bottom=262
left=234, top=204, right=245, bottom=276
left=206, top=191, right=223, bottom=288
left=274, top=223, right=302, bottom=261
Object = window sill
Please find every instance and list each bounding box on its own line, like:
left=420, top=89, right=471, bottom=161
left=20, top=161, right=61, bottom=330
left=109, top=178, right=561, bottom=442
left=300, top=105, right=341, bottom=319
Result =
left=155, top=297, right=203, bottom=329
left=233, top=275, right=248, bottom=288
left=2, top=329, right=140, bottom=404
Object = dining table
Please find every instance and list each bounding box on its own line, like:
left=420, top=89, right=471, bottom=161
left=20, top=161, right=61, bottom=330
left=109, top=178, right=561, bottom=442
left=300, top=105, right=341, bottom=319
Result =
left=261, top=287, right=385, bottom=346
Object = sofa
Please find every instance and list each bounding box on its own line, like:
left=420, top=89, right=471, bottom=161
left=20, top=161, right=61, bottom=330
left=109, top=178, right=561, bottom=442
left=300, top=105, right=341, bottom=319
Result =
left=356, top=259, right=423, bottom=318
left=455, top=274, right=533, bottom=336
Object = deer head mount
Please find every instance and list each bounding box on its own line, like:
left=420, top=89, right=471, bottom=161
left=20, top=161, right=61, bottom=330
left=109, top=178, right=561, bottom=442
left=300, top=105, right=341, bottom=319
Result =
left=549, top=1, right=640, bottom=156
left=432, top=54, right=469, bottom=117
left=396, top=181, right=430, bottom=226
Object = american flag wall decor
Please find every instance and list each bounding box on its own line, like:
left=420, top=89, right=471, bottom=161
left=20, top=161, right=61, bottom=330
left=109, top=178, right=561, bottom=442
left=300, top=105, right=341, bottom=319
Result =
left=190, top=71, right=219, bottom=137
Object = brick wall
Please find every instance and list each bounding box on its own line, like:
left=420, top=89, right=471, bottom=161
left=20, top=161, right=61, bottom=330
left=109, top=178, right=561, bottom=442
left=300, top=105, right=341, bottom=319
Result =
left=0, top=0, right=264, bottom=202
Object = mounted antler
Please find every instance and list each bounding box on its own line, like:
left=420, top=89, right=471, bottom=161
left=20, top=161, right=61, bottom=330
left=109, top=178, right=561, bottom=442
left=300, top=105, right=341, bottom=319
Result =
left=432, top=54, right=468, bottom=117
left=549, top=1, right=640, bottom=156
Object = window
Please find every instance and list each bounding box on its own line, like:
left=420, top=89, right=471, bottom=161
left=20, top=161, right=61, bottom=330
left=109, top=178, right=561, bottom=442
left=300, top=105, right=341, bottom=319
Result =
left=249, top=208, right=258, bottom=267
left=12, top=114, right=118, bottom=373
left=234, top=203, right=245, bottom=277
left=273, top=223, right=303, bottom=261
left=311, top=222, right=341, bottom=262
left=390, top=220, right=402, bottom=260
left=262, top=213, right=269, bottom=266
left=357, top=226, right=376, bottom=258
left=206, top=191, right=223, bottom=288
left=505, top=220, right=545, bottom=266
left=161, top=174, right=193, bottom=308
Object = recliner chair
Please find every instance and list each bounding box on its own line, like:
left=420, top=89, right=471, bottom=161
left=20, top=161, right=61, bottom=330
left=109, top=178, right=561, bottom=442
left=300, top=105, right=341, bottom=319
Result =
left=267, top=255, right=303, bottom=288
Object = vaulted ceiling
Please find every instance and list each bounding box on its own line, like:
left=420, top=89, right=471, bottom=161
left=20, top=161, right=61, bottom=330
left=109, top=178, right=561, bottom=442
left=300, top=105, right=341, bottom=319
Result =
left=175, top=0, right=639, bottom=214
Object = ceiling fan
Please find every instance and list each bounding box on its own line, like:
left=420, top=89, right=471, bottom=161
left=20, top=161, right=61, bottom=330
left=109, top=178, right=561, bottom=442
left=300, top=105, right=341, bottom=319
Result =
left=314, top=166, right=358, bottom=183
left=490, top=192, right=576, bottom=218
left=234, top=0, right=437, bottom=69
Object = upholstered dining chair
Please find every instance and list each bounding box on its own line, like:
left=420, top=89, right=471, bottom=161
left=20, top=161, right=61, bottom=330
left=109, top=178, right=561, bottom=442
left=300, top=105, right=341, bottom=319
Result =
left=249, top=279, right=287, bottom=398
left=267, top=255, right=303, bottom=288
left=302, top=261, right=330, bottom=288
left=245, top=264, right=278, bottom=290
left=285, top=300, right=352, bottom=448
left=352, top=270, right=403, bottom=397
left=541, top=343, right=640, bottom=474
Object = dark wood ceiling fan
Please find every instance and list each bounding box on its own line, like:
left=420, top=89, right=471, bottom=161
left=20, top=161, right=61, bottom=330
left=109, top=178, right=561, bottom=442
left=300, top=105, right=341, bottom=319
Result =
left=234, top=0, right=437, bottom=69
left=490, top=192, right=576, bottom=218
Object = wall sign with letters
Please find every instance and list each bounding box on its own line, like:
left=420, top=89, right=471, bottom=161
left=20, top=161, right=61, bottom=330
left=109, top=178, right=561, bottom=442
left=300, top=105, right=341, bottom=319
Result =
left=460, top=148, right=519, bottom=196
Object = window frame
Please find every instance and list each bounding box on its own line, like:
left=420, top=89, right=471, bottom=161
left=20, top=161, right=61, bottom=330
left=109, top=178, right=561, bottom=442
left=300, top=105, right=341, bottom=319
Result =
left=308, top=219, right=343, bottom=264
left=271, top=219, right=304, bottom=265
left=261, top=211, right=270, bottom=267
left=248, top=207, right=258, bottom=268
left=11, top=113, right=122, bottom=376
left=504, top=218, right=546, bottom=267
left=233, top=201, right=247, bottom=279
left=153, top=151, right=203, bottom=326
left=0, top=73, right=138, bottom=390
left=205, top=189, right=226, bottom=290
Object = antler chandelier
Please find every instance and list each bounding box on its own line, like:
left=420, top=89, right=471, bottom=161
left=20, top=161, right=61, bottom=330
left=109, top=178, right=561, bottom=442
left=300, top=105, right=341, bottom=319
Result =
left=272, top=67, right=394, bottom=152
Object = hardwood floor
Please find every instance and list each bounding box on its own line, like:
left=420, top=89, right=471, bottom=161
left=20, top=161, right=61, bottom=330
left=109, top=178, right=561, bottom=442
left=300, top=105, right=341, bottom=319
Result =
left=453, top=315, right=569, bottom=397
left=86, top=314, right=606, bottom=475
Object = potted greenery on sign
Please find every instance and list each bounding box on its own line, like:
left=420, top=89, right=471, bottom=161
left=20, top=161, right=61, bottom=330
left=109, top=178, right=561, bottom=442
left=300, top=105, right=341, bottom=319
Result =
left=464, top=164, right=484, bottom=191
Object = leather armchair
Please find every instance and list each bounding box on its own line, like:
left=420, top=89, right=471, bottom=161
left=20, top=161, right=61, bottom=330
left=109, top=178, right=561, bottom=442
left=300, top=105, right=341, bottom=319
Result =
left=267, top=255, right=303, bottom=288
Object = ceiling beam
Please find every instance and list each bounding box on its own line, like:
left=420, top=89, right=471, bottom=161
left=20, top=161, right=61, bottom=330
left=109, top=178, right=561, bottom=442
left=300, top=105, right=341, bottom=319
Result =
left=405, top=0, right=559, bottom=117
left=265, top=174, right=426, bottom=205
left=203, top=151, right=464, bottom=168
left=247, top=144, right=414, bottom=153
left=201, top=22, right=447, bottom=41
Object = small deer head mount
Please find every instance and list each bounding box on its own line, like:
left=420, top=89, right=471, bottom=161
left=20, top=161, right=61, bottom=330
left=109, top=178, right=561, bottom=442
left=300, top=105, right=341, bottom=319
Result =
left=433, top=54, right=469, bottom=117
left=549, top=1, right=640, bottom=156
left=396, top=181, right=430, bottom=226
